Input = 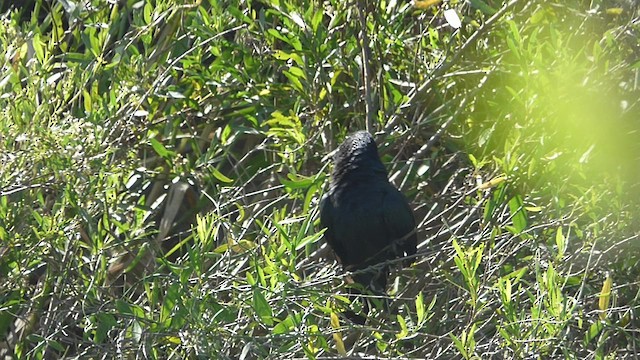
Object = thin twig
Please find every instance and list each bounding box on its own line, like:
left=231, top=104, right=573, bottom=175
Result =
left=357, top=0, right=376, bottom=132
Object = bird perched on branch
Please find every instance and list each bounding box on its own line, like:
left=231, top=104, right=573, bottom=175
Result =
left=320, top=131, right=417, bottom=319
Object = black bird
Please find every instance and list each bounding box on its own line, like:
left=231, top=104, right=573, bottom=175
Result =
left=320, top=131, right=417, bottom=300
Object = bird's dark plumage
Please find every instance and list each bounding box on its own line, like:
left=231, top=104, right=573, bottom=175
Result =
left=320, top=131, right=417, bottom=295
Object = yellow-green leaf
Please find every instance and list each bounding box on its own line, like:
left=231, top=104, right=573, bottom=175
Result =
left=598, top=275, right=613, bottom=320
left=330, top=312, right=347, bottom=356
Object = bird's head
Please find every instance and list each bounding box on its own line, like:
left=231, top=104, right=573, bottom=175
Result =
left=331, top=131, right=387, bottom=184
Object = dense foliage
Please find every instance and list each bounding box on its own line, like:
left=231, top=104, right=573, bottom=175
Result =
left=1, top=0, right=638, bottom=358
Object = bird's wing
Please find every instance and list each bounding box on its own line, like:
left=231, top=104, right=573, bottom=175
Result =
left=382, top=187, right=418, bottom=258
left=319, top=193, right=346, bottom=263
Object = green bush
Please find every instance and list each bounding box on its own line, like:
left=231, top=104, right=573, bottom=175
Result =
left=0, top=0, right=638, bottom=358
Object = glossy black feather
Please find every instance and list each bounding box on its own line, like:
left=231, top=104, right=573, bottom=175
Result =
left=320, top=131, right=417, bottom=293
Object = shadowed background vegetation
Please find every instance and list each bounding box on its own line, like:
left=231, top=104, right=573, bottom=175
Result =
left=0, top=0, right=639, bottom=358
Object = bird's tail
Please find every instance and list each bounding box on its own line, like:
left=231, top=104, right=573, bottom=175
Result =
left=342, top=271, right=390, bottom=324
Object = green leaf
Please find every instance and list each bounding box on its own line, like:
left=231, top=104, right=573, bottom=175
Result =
left=280, top=174, right=314, bottom=190
left=149, top=138, right=172, bottom=158
left=469, top=0, right=497, bottom=15
left=283, top=70, right=304, bottom=92
left=211, top=168, right=234, bottom=184
left=295, top=230, right=323, bottom=251
left=555, top=227, right=566, bottom=259
left=266, top=28, right=289, bottom=43
left=584, top=321, right=603, bottom=345
left=246, top=272, right=256, bottom=286
left=93, top=313, right=117, bottom=343
left=161, top=283, right=180, bottom=326
left=143, top=2, right=152, bottom=24
left=228, top=5, right=252, bottom=24
left=415, top=292, right=425, bottom=324
left=395, top=314, right=409, bottom=339
left=32, top=33, right=45, bottom=62
left=82, top=89, right=92, bottom=113
left=450, top=333, right=467, bottom=358
left=272, top=314, right=296, bottom=334
left=287, top=66, right=306, bottom=79
left=272, top=50, right=304, bottom=66
left=253, top=288, right=274, bottom=326
left=311, top=9, right=323, bottom=32
left=508, top=195, right=527, bottom=233
left=115, top=300, right=145, bottom=318
left=598, top=275, right=613, bottom=320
